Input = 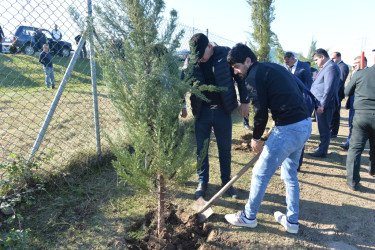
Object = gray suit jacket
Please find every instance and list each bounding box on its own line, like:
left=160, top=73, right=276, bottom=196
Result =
left=310, top=59, right=340, bottom=109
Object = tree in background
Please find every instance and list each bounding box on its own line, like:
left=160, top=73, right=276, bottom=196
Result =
left=92, top=0, right=200, bottom=237
left=247, top=0, right=277, bottom=62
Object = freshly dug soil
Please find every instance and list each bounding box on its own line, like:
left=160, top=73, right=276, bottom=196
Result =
left=125, top=203, right=210, bottom=249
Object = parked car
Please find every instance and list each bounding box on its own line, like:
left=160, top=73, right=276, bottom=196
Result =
left=176, top=49, right=190, bottom=61
left=7, top=26, right=73, bottom=57
left=1, top=37, right=14, bottom=53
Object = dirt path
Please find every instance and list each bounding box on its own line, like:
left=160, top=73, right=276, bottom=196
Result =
left=199, top=107, right=375, bottom=249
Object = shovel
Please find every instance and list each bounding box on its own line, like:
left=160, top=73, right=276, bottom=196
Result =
left=191, top=126, right=274, bottom=223
left=191, top=152, right=261, bottom=222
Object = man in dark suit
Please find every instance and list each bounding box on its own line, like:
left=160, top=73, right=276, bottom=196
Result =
left=330, top=52, right=349, bottom=138
left=283, top=52, right=312, bottom=89
left=345, top=65, right=375, bottom=191
left=283, top=52, right=313, bottom=170
left=309, top=48, right=340, bottom=158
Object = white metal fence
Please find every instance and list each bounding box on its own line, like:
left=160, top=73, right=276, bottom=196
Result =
left=0, top=0, right=237, bottom=172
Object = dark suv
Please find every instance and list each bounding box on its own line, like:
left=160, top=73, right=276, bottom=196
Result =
left=10, top=26, right=73, bottom=57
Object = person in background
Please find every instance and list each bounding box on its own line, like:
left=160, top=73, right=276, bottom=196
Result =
left=51, top=24, right=62, bottom=56
left=74, top=33, right=87, bottom=59
left=39, top=44, right=55, bottom=89
left=341, top=56, right=367, bottom=150
left=308, top=48, right=340, bottom=158
left=181, top=33, right=249, bottom=199
left=344, top=63, right=375, bottom=191
left=283, top=51, right=313, bottom=171
left=224, top=43, right=311, bottom=234
left=34, top=28, right=47, bottom=51
left=0, top=25, right=5, bottom=53
left=283, top=51, right=312, bottom=89
left=330, top=52, right=349, bottom=138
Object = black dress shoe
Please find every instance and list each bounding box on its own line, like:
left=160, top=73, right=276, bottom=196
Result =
left=369, top=170, right=375, bottom=177
left=223, top=185, right=238, bottom=199
left=347, top=183, right=359, bottom=191
left=308, top=151, right=327, bottom=158
left=195, top=182, right=207, bottom=199
left=340, top=144, right=349, bottom=150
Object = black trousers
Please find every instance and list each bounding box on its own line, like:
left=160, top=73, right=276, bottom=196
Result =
left=346, top=110, right=375, bottom=186
left=330, top=101, right=342, bottom=135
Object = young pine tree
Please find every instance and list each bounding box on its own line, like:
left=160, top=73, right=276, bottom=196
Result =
left=94, top=0, right=199, bottom=237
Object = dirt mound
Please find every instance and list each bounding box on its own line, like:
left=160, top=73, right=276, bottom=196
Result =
left=125, top=203, right=210, bottom=249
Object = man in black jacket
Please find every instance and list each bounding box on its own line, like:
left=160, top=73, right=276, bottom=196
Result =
left=345, top=65, right=375, bottom=191
left=39, top=44, right=55, bottom=89
left=330, top=52, right=349, bottom=138
left=182, top=33, right=249, bottom=199
left=34, top=28, right=47, bottom=51
left=224, top=43, right=311, bottom=234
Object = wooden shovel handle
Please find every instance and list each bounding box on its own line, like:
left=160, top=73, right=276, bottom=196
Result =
left=198, top=126, right=274, bottom=214
left=198, top=152, right=260, bottom=214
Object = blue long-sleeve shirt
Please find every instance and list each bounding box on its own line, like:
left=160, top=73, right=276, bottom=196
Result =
left=39, top=51, right=53, bottom=68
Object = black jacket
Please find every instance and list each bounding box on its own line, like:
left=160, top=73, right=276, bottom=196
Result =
left=345, top=65, right=375, bottom=111
left=185, top=46, right=249, bottom=119
left=246, top=62, right=309, bottom=139
left=39, top=51, right=53, bottom=68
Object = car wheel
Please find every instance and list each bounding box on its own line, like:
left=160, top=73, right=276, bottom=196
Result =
left=23, top=44, right=35, bottom=56
left=62, top=47, right=70, bottom=57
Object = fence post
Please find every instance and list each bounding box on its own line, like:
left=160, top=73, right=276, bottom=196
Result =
left=28, top=36, right=87, bottom=163
left=88, top=0, right=101, bottom=156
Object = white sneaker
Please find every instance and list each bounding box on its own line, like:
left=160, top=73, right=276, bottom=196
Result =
left=274, top=211, right=299, bottom=234
left=225, top=211, right=257, bottom=228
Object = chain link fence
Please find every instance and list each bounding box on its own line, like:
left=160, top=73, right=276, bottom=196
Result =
left=0, top=0, right=237, bottom=175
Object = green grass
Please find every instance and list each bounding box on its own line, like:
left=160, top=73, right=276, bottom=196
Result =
left=0, top=53, right=119, bottom=188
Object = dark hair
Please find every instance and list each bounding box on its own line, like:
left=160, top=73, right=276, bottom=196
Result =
left=283, top=51, right=295, bottom=59
left=333, top=51, right=341, bottom=57
left=189, top=33, right=209, bottom=59
left=313, top=48, right=329, bottom=58
left=227, top=43, right=257, bottom=66
left=354, top=55, right=367, bottom=63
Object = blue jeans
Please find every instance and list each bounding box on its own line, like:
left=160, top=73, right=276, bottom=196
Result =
left=43, top=66, right=55, bottom=88
left=195, top=105, right=232, bottom=185
left=244, top=118, right=312, bottom=224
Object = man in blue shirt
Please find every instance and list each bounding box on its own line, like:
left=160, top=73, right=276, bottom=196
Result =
left=39, top=44, right=55, bottom=89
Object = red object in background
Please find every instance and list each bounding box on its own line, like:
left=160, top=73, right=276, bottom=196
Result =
left=361, top=51, right=365, bottom=69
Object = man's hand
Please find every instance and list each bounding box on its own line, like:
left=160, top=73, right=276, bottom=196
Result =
left=239, top=103, right=249, bottom=118
left=317, top=106, right=324, bottom=114
left=251, top=139, right=263, bottom=153
left=181, top=108, right=187, bottom=118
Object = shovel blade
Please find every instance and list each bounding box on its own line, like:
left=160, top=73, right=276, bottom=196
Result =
left=197, top=207, right=214, bottom=223
left=191, top=196, right=215, bottom=222
left=191, top=196, right=207, bottom=211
